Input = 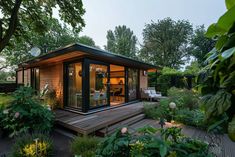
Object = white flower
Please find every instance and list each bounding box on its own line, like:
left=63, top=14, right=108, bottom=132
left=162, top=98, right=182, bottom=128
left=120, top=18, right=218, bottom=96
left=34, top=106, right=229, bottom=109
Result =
left=121, top=127, right=128, bottom=134
left=169, top=102, right=176, bottom=109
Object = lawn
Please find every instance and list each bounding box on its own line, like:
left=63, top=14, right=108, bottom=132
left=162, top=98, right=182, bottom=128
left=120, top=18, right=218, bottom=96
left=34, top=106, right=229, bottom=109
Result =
left=0, top=93, right=13, bottom=107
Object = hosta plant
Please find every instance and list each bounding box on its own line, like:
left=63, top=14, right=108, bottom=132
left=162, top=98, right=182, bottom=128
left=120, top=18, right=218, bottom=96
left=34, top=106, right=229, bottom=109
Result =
left=96, top=126, right=212, bottom=157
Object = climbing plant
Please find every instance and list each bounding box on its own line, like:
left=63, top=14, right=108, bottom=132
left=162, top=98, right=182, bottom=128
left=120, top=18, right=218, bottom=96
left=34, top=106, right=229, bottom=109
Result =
left=198, top=0, right=235, bottom=141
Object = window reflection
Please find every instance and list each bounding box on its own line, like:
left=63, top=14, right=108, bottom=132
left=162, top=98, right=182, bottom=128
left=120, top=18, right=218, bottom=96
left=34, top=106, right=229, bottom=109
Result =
left=89, top=64, right=108, bottom=108
left=128, top=68, right=138, bottom=101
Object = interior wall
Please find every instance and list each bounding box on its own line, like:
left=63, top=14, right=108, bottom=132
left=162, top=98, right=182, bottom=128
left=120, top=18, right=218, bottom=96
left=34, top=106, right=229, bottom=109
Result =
left=89, top=66, right=96, bottom=91
left=75, top=64, right=82, bottom=91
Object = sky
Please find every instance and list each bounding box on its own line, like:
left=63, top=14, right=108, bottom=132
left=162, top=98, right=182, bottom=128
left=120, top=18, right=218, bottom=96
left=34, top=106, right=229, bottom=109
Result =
left=78, top=0, right=226, bottom=48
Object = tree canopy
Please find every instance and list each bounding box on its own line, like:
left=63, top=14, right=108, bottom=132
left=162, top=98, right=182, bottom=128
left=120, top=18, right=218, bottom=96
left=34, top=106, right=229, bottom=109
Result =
left=105, top=25, right=137, bottom=58
left=140, top=18, right=193, bottom=69
left=1, top=18, right=96, bottom=70
left=0, top=0, right=85, bottom=53
left=78, top=35, right=97, bottom=48
left=190, top=25, right=215, bottom=66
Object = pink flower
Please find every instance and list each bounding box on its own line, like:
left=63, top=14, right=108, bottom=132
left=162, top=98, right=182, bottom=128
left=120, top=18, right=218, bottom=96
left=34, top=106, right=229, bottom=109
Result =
left=121, top=127, right=128, bottom=134
left=14, top=112, right=20, bottom=118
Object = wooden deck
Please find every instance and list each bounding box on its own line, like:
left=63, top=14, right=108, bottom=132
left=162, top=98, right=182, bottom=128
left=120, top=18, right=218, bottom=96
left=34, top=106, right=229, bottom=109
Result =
left=55, top=102, right=144, bottom=135
left=55, top=102, right=235, bottom=157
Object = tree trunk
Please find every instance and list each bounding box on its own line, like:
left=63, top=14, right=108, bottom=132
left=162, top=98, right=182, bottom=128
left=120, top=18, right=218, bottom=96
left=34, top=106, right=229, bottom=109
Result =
left=0, top=0, right=22, bottom=53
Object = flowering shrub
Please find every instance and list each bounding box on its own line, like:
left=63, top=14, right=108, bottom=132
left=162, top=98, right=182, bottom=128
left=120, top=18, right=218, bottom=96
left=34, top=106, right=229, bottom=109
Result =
left=96, top=126, right=212, bottom=157
left=0, top=87, right=54, bottom=137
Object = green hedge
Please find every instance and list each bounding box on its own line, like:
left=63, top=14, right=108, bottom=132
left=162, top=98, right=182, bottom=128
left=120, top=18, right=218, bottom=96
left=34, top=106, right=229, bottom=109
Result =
left=157, top=74, right=195, bottom=96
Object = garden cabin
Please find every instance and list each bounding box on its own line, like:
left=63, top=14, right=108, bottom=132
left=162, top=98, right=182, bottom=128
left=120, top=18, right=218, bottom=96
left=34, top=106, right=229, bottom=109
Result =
left=16, top=43, right=157, bottom=113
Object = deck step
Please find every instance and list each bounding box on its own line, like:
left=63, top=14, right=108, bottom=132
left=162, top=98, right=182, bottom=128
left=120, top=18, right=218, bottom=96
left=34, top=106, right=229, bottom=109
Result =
left=97, top=114, right=145, bottom=136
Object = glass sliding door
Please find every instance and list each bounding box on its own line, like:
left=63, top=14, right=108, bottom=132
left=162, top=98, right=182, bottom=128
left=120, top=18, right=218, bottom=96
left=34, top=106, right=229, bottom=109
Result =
left=67, top=62, right=83, bottom=109
left=110, top=64, right=125, bottom=106
left=128, top=68, right=138, bottom=101
left=89, top=63, right=109, bottom=109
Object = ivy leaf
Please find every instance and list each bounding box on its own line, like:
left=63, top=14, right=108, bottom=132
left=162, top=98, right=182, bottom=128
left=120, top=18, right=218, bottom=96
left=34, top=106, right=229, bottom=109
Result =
left=226, top=0, right=235, bottom=10
left=221, top=47, right=235, bottom=60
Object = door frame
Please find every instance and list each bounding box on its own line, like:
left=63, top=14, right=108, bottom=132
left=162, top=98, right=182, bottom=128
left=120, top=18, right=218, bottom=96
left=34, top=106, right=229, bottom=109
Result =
left=63, top=58, right=84, bottom=111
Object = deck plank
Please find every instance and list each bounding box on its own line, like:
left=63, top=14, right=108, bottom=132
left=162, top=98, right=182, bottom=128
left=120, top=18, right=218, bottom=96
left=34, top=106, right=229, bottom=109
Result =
left=55, top=102, right=144, bottom=135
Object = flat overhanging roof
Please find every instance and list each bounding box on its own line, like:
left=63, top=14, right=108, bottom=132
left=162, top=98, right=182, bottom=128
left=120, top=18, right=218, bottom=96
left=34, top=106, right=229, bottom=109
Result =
left=19, top=43, right=160, bottom=70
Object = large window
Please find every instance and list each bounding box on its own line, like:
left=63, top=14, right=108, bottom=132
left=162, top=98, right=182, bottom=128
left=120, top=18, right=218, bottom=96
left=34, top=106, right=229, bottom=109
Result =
left=67, top=62, right=82, bottom=108
left=89, top=64, right=108, bottom=108
left=128, top=68, right=138, bottom=101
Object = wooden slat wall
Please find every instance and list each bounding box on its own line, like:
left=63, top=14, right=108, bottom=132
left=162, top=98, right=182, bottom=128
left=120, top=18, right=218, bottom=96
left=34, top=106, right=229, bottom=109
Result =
left=17, top=70, right=23, bottom=84
left=40, top=63, right=63, bottom=106
left=139, top=70, right=148, bottom=89
left=23, top=69, right=31, bottom=86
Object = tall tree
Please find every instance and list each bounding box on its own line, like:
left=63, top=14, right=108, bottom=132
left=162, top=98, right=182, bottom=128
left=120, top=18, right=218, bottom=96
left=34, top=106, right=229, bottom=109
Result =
left=105, top=25, right=137, bottom=58
left=0, top=0, right=85, bottom=53
left=190, top=25, right=216, bottom=66
left=140, top=18, right=193, bottom=69
left=78, top=35, right=96, bottom=47
left=1, top=18, right=96, bottom=69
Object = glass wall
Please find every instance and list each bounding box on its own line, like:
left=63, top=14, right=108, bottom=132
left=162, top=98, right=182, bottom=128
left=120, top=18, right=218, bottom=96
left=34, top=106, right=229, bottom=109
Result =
left=65, top=58, right=141, bottom=112
left=67, top=62, right=82, bottom=108
left=128, top=68, right=138, bottom=101
left=110, top=64, right=125, bottom=106
left=89, top=64, right=108, bottom=108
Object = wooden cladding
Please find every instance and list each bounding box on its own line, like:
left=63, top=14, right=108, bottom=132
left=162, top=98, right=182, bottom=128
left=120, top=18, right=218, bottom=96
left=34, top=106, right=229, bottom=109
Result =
left=40, top=63, right=63, bottom=105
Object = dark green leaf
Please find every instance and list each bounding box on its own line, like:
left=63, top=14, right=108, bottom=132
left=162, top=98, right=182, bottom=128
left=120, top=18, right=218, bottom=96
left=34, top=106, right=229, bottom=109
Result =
left=208, top=114, right=228, bottom=132
left=226, top=0, right=235, bottom=10
left=159, top=144, right=167, bottom=157
left=215, top=35, right=228, bottom=51
left=223, top=34, right=235, bottom=49
left=217, top=5, right=235, bottom=32
left=205, top=24, right=226, bottom=38
left=221, top=71, right=235, bottom=87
